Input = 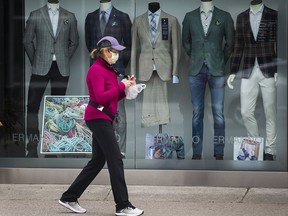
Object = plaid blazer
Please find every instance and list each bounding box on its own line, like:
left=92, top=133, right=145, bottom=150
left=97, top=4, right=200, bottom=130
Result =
left=23, top=5, right=79, bottom=76
left=85, top=7, right=132, bottom=73
left=230, top=6, right=278, bottom=78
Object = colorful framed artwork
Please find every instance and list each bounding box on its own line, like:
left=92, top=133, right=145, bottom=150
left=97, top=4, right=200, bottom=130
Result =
left=40, top=96, right=92, bottom=154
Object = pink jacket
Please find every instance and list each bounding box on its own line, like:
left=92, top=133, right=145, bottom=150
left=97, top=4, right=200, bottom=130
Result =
left=84, top=57, right=126, bottom=121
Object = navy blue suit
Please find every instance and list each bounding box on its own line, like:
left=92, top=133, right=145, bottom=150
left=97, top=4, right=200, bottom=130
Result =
left=85, top=7, right=132, bottom=74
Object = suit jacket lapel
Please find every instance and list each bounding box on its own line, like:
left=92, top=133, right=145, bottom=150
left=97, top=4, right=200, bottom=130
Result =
left=195, top=8, right=206, bottom=38
left=105, top=7, right=116, bottom=35
left=150, top=10, right=164, bottom=45
left=153, top=11, right=163, bottom=43
left=93, top=9, right=102, bottom=39
left=40, top=5, right=54, bottom=38
left=206, top=7, right=218, bottom=38
left=141, top=12, right=152, bottom=44
left=256, top=6, right=267, bottom=42
left=55, top=8, right=64, bottom=39
left=246, top=8, right=257, bottom=43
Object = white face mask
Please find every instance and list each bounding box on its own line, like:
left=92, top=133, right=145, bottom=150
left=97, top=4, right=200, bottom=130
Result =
left=108, top=52, right=119, bottom=64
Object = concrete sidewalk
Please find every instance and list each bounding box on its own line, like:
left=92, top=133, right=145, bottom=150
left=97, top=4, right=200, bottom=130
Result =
left=0, top=184, right=288, bottom=216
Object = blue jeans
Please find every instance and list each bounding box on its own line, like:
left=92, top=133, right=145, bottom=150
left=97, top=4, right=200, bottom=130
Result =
left=189, top=64, right=225, bottom=156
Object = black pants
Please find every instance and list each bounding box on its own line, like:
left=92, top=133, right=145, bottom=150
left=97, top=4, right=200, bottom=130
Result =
left=60, top=119, right=132, bottom=211
left=26, top=62, right=69, bottom=144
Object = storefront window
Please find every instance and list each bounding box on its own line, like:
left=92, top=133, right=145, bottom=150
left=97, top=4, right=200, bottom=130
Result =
left=0, top=0, right=287, bottom=172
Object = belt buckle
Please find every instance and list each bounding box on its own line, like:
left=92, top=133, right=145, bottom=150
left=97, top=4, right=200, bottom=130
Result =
left=97, top=105, right=104, bottom=111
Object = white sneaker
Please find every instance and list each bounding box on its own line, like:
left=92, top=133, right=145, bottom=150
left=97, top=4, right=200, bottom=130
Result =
left=115, top=206, right=144, bottom=216
left=58, top=200, right=86, bottom=214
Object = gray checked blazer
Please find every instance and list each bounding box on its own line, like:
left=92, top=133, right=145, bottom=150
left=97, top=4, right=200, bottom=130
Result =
left=23, top=5, right=79, bottom=76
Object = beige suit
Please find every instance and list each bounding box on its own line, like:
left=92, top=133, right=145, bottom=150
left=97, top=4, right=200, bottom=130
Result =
left=131, top=10, right=181, bottom=81
left=131, top=10, right=181, bottom=127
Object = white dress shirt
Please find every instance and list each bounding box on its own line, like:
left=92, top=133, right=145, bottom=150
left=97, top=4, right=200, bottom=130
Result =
left=47, top=3, right=59, bottom=61
left=200, top=5, right=214, bottom=36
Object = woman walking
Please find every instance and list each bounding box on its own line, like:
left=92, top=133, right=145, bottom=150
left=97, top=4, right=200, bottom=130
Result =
left=58, top=36, right=144, bottom=216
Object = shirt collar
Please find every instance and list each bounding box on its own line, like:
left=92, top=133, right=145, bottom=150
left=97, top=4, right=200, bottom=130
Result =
left=100, top=5, right=113, bottom=16
left=148, top=9, right=161, bottom=17
left=47, top=3, right=59, bottom=11
left=250, top=4, right=264, bottom=15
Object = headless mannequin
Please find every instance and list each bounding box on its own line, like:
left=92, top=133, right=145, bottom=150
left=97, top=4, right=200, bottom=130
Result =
left=250, top=0, right=263, bottom=12
left=147, top=2, right=178, bottom=132
left=201, top=0, right=213, bottom=13
left=100, top=0, right=112, bottom=11
left=47, top=0, right=59, bottom=10
left=227, top=0, right=277, bottom=89
left=148, top=2, right=160, bottom=13
left=148, top=2, right=179, bottom=86
left=251, top=0, right=262, bottom=5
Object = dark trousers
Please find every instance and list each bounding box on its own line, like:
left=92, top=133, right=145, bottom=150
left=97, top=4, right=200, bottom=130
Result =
left=60, top=119, right=132, bottom=211
left=26, top=62, right=69, bottom=145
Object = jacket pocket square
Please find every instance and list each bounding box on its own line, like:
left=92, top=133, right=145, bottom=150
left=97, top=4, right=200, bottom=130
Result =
left=215, top=20, right=221, bottom=25
left=64, top=19, right=69, bottom=25
left=112, top=21, right=118, bottom=26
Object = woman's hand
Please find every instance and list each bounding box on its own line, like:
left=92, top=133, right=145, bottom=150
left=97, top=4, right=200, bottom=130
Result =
left=128, top=75, right=136, bottom=86
left=121, top=75, right=137, bottom=89
left=121, top=79, right=134, bottom=89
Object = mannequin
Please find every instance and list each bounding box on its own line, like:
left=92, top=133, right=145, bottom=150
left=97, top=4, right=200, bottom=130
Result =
left=100, top=0, right=112, bottom=11
left=148, top=2, right=160, bottom=13
left=131, top=2, right=181, bottom=129
left=228, top=1, right=278, bottom=161
left=47, top=0, right=59, bottom=10
left=23, top=0, right=79, bottom=157
left=227, top=0, right=277, bottom=89
left=47, top=0, right=59, bottom=3
left=250, top=0, right=263, bottom=13
left=148, top=2, right=179, bottom=86
left=182, top=0, right=234, bottom=160
left=201, top=0, right=213, bottom=13
left=251, top=0, right=262, bottom=5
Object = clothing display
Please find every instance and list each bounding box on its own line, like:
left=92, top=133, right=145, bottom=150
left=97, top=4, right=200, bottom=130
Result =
left=131, top=7, right=181, bottom=127
left=229, top=3, right=278, bottom=159
left=23, top=2, right=79, bottom=157
left=85, top=3, right=132, bottom=155
left=182, top=2, right=235, bottom=158
left=85, top=5, right=131, bottom=72
left=1, top=0, right=288, bottom=185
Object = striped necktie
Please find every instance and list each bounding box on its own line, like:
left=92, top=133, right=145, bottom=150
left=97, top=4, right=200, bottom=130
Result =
left=150, top=13, right=157, bottom=41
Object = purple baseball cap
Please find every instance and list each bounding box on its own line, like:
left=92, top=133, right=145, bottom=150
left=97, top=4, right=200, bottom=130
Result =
left=97, top=36, right=126, bottom=51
